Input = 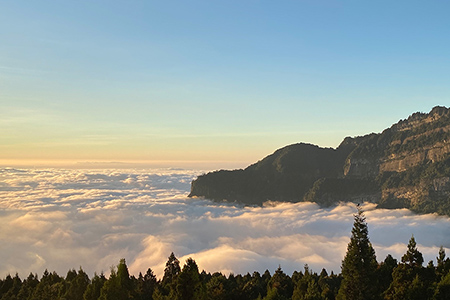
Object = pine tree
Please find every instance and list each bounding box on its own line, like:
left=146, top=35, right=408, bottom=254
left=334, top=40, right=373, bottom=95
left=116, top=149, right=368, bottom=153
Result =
left=17, top=273, right=39, bottom=300
left=63, top=268, right=90, bottom=300
left=377, top=254, right=397, bottom=295
left=99, top=259, right=132, bottom=300
left=136, top=268, right=157, bottom=300
left=117, top=258, right=132, bottom=292
left=265, top=266, right=293, bottom=300
left=292, top=265, right=312, bottom=300
left=176, top=258, right=205, bottom=300
left=436, top=245, right=450, bottom=281
left=384, top=236, right=426, bottom=300
left=401, top=235, right=423, bottom=267
left=304, top=279, right=323, bottom=300
left=83, top=272, right=106, bottom=300
left=337, top=206, right=378, bottom=300
left=205, top=273, right=227, bottom=300
left=0, top=273, right=22, bottom=300
left=434, top=271, right=450, bottom=300
left=162, top=253, right=181, bottom=286
left=156, top=252, right=181, bottom=299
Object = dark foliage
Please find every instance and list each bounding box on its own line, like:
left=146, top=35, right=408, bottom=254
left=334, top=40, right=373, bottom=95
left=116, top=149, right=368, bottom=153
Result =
left=189, top=106, right=450, bottom=217
left=1, top=209, right=448, bottom=300
left=337, top=207, right=378, bottom=300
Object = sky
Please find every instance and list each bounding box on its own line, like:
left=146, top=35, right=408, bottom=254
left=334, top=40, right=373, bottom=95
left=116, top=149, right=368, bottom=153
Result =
left=1, top=1, right=450, bottom=169
left=2, top=168, right=450, bottom=278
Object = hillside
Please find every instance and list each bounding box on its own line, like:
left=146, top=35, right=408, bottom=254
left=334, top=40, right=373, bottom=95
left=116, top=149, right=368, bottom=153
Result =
left=189, top=106, right=450, bottom=215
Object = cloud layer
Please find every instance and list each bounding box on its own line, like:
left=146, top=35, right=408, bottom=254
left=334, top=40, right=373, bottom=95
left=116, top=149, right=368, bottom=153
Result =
left=1, top=168, right=450, bottom=279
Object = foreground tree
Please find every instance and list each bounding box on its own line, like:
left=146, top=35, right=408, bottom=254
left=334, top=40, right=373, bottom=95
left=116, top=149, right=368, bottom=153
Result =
left=377, top=254, right=398, bottom=295
left=264, top=266, right=293, bottom=300
left=99, top=259, right=132, bottom=300
left=435, top=271, right=450, bottom=300
left=63, top=268, right=90, bottom=300
left=176, top=258, right=205, bottom=300
left=83, top=272, right=106, bottom=300
left=337, top=205, right=378, bottom=300
left=153, top=252, right=182, bottom=300
left=135, top=268, right=157, bottom=300
left=384, top=236, right=429, bottom=300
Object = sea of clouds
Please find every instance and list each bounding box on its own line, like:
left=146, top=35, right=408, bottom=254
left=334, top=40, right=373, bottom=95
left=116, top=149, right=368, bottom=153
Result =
left=1, top=168, right=450, bottom=279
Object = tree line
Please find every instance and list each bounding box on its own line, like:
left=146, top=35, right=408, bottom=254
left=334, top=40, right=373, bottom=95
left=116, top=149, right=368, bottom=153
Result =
left=1, top=207, right=450, bottom=300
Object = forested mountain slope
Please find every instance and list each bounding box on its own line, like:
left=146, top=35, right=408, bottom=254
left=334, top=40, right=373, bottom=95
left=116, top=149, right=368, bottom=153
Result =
left=189, top=106, right=450, bottom=215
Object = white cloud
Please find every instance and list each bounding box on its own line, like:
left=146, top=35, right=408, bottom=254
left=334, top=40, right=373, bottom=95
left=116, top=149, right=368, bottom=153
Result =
left=0, top=168, right=449, bottom=279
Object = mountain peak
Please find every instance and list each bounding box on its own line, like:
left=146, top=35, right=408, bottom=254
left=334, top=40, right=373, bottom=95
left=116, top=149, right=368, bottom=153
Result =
left=190, top=106, right=450, bottom=216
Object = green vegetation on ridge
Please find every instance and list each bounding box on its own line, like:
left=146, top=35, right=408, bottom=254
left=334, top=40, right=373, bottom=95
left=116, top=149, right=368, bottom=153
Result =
left=189, top=106, right=450, bottom=217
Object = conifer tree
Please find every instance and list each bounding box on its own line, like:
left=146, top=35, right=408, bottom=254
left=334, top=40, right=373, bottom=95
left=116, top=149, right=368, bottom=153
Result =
left=437, top=246, right=447, bottom=276
left=292, top=265, right=313, bottom=300
left=377, top=254, right=397, bottom=295
left=176, top=258, right=205, bottom=300
left=0, top=273, right=22, bottom=300
left=265, top=266, right=293, bottom=300
left=401, top=235, right=423, bottom=267
left=384, top=236, right=426, bottom=300
left=155, top=252, right=181, bottom=299
left=99, top=259, right=132, bottom=300
left=304, top=279, right=323, bottom=300
left=162, top=253, right=181, bottom=286
left=206, top=273, right=227, bottom=300
left=0, top=274, right=14, bottom=298
left=17, top=273, right=39, bottom=300
left=83, top=272, right=106, bottom=300
left=136, top=268, right=157, bottom=300
left=434, top=271, right=450, bottom=300
left=337, top=205, right=378, bottom=300
left=63, top=268, right=90, bottom=300
left=117, top=258, right=132, bottom=292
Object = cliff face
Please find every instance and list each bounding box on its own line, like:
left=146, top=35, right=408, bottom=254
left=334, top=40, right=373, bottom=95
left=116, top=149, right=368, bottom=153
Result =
left=345, top=106, right=450, bottom=177
left=189, top=106, right=450, bottom=216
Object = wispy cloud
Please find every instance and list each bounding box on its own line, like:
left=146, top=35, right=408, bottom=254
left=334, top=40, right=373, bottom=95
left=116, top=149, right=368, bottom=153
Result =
left=0, top=168, right=449, bottom=278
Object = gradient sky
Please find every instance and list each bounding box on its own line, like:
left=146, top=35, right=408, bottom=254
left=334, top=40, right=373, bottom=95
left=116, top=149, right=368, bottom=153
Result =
left=1, top=1, right=449, bottom=168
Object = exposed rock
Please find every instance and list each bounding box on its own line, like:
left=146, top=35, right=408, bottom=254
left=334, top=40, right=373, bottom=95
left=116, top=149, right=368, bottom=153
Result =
left=189, top=106, right=450, bottom=216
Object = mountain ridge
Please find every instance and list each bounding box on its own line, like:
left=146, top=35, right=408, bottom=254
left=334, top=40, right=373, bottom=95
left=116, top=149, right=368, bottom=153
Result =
left=189, top=106, right=450, bottom=216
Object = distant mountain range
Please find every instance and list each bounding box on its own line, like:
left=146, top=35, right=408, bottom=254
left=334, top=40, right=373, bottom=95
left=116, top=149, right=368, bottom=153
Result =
left=189, top=106, right=450, bottom=216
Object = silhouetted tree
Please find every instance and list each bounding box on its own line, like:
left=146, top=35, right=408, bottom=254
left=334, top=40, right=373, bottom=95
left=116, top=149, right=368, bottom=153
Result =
left=30, top=270, right=63, bottom=300
left=337, top=206, right=378, bottom=300
left=17, top=273, right=39, bottom=300
left=292, top=265, right=312, bottom=300
left=304, top=279, right=323, bottom=300
left=434, top=271, right=450, bottom=300
left=63, top=268, right=90, bottom=300
left=401, top=235, right=423, bottom=267
left=377, top=254, right=398, bottom=295
left=136, top=268, right=157, bottom=300
left=436, top=246, right=450, bottom=282
left=162, top=253, right=181, bottom=286
left=84, top=272, right=106, bottom=300
left=384, top=236, right=426, bottom=300
left=264, top=266, right=292, bottom=300
left=0, top=273, right=22, bottom=300
left=176, top=258, right=205, bottom=300
left=99, top=259, right=132, bottom=300
left=0, top=274, right=15, bottom=298
left=154, top=253, right=182, bottom=300
left=206, top=273, right=227, bottom=300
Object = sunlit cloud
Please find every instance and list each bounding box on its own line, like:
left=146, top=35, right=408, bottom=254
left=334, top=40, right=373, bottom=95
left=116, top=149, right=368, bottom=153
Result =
left=1, top=168, right=449, bottom=279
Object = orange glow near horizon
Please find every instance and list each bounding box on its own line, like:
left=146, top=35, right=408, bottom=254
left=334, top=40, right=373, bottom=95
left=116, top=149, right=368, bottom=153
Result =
left=0, top=158, right=252, bottom=170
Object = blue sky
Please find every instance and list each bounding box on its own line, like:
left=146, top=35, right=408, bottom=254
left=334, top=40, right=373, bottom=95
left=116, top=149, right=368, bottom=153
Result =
left=1, top=1, right=449, bottom=168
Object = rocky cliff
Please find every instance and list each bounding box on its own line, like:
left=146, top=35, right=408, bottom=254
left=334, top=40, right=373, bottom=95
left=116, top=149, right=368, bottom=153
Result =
left=189, top=106, right=450, bottom=216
